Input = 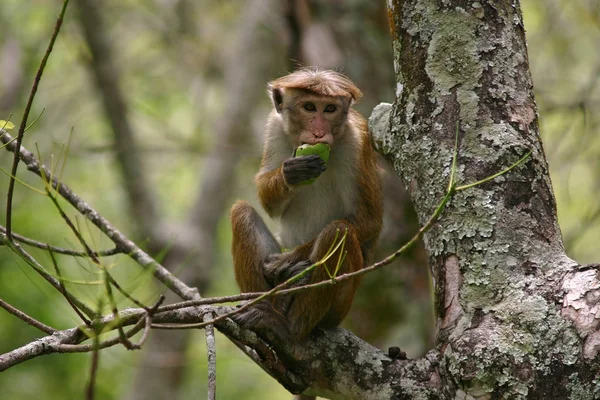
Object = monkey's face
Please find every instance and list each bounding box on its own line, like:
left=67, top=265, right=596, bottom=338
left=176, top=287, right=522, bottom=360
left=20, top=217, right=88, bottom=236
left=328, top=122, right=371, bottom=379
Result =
left=273, top=88, right=350, bottom=148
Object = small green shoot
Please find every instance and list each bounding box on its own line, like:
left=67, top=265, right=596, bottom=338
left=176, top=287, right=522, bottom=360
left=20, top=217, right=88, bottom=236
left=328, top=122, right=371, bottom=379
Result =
left=23, top=108, right=45, bottom=133
left=0, top=166, right=46, bottom=195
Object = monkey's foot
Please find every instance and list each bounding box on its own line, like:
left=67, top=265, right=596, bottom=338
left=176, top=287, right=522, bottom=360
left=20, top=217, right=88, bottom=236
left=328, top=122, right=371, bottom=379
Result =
left=231, top=300, right=291, bottom=341
left=264, top=256, right=312, bottom=287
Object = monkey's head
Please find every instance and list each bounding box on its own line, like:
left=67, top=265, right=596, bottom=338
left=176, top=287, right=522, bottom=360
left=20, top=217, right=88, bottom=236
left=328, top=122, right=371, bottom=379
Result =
left=268, top=69, right=362, bottom=148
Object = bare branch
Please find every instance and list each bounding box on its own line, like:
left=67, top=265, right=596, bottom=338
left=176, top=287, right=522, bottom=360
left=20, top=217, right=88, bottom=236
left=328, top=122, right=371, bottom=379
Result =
left=86, top=323, right=100, bottom=400
left=0, top=225, right=119, bottom=257
left=48, top=248, right=92, bottom=325
left=0, top=131, right=199, bottom=301
left=0, top=298, right=57, bottom=335
left=0, top=327, right=82, bottom=371
left=204, top=312, right=217, bottom=400
left=0, top=297, right=165, bottom=371
left=1, top=234, right=95, bottom=317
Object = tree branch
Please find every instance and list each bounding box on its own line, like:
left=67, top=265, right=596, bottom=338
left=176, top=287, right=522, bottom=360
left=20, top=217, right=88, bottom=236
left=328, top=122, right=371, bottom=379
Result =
left=0, top=130, right=199, bottom=302
left=0, top=298, right=57, bottom=335
left=0, top=225, right=119, bottom=256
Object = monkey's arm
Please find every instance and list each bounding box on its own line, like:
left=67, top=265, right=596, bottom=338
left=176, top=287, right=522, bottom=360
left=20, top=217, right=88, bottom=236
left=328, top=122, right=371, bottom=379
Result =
left=255, top=166, right=292, bottom=217
left=256, top=155, right=325, bottom=217
left=348, top=123, right=384, bottom=262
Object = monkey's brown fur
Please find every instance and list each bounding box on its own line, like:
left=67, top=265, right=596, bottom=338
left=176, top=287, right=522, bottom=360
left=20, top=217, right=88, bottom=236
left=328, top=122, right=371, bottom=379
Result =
left=230, top=69, right=383, bottom=342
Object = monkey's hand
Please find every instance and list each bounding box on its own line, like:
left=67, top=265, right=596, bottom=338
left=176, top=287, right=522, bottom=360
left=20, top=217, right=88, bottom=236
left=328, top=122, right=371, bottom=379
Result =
left=282, top=155, right=326, bottom=186
left=264, top=254, right=312, bottom=287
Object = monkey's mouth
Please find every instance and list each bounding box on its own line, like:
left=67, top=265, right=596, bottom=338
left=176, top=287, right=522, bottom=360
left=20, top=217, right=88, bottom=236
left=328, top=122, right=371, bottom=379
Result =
left=300, top=139, right=333, bottom=146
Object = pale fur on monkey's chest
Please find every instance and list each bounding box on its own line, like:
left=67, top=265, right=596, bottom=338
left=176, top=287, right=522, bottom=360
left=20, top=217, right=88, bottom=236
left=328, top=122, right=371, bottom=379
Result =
left=277, top=143, right=360, bottom=249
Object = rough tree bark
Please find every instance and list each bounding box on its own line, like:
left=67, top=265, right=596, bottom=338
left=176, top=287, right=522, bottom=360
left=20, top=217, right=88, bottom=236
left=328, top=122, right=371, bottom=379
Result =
left=373, top=0, right=599, bottom=398
left=232, top=0, right=600, bottom=398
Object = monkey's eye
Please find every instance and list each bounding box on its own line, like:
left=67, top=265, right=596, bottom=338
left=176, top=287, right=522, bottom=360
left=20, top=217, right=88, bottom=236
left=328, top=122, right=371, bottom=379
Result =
left=324, top=104, right=337, bottom=113
left=303, top=103, right=316, bottom=112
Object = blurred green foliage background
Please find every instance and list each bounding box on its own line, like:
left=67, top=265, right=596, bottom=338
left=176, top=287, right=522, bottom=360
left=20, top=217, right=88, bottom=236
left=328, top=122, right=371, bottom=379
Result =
left=0, top=0, right=598, bottom=399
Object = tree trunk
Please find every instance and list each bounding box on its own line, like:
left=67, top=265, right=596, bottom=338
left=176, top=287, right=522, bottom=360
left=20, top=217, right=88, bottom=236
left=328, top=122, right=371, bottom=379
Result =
left=372, top=0, right=600, bottom=398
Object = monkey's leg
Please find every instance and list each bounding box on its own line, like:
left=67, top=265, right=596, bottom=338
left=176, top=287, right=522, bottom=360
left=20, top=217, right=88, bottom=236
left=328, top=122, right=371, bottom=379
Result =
left=287, top=220, right=363, bottom=341
left=230, top=201, right=292, bottom=337
left=230, top=200, right=280, bottom=293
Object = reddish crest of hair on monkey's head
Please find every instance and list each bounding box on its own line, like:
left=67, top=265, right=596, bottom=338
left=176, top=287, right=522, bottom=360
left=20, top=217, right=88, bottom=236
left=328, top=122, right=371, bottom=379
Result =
left=268, top=69, right=363, bottom=102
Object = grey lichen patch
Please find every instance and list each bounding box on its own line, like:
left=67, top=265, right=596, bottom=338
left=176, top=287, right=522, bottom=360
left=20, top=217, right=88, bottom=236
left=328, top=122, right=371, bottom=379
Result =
left=354, top=346, right=387, bottom=378
left=368, top=103, right=393, bottom=155
left=494, top=284, right=580, bottom=367
left=449, top=189, right=496, bottom=240
left=403, top=1, right=436, bottom=40
left=328, top=366, right=395, bottom=400
left=392, top=38, right=404, bottom=89
left=461, top=263, right=508, bottom=309
left=423, top=5, right=482, bottom=120
left=427, top=187, right=498, bottom=274
left=445, top=265, right=582, bottom=397
left=567, top=373, right=600, bottom=400
left=472, top=2, right=484, bottom=19
left=473, top=279, right=579, bottom=381
left=474, top=124, right=525, bottom=158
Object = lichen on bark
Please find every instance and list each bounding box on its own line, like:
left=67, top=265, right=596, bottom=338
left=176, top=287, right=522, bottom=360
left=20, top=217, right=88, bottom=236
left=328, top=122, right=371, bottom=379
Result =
left=377, top=0, right=600, bottom=398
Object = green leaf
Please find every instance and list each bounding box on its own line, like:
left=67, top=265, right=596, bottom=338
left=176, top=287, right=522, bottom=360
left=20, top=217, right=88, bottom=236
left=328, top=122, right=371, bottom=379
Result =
left=0, top=120, right=15, bottom=130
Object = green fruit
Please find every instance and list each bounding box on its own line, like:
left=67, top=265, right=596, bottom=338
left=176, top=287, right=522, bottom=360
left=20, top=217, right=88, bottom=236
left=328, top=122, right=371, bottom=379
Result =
left=294, top=143, right=330, bottom=185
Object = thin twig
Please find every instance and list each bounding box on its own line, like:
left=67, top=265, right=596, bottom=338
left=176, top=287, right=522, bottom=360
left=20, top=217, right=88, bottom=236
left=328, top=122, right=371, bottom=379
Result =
left=0, top=225, right=119, bottom=257
left=204, top=312, right=217, bottom=400
left=102, top=268, right=137, bottom=349
left=5, top=0, right=69, bottom=240
left=2, top=235, right=95, bottom=317
left=0, top=300, right=164, bottom=371
left=136, top=314, right=152, bottom=348
left=61, top=318, right=146, bottom=353
left=106, top=276, right=146, bottom=309
left=86, top=301, right=102, bottom=400
left=0, top=131, right=199, bottom=301
left=130, top=296, right=165, bottom=349
left=0, top=298, right=57, bottom=335
left=42, top=185, right=136, bottom=349
left=86, top=333, right=99, bottom=400
left=156, top=293, right=264, bottom=313
left=48, top=248, right=92, bottom=325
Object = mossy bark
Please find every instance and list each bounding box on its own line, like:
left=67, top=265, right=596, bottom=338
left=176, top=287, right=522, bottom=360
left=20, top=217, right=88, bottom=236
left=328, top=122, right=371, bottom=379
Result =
left=368, top=0, right=600, bottom=398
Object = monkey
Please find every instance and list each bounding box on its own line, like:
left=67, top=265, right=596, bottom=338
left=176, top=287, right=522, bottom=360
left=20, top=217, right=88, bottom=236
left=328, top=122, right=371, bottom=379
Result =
left=230, top=69, right=383, bottom=343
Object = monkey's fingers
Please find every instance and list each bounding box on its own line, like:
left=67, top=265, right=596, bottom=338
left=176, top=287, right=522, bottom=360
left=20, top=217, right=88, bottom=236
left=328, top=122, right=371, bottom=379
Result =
left=283, top=155, right=326, bottom=185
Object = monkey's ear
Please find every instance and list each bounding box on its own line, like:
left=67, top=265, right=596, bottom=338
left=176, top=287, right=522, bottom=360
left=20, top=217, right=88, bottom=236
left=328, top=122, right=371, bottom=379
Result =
left=271, top=87, right=284, bottom=113
left=341, top=96, right=353, bottom=112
